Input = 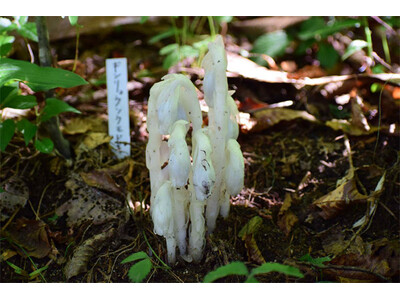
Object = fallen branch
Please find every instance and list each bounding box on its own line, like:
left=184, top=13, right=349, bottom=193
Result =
left=293, top=260, right=392, bottom=282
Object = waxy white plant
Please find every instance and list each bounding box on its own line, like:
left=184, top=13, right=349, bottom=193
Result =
left=146, top=35, right=244, bottom=264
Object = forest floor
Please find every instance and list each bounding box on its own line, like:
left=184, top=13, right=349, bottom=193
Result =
left=1, top=17, right=399, bottom=283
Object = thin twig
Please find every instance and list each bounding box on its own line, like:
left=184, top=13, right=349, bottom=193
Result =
left=1, top=207, right=20, bottom=233
left=295, top=260, right=391, bottom=282
left=36, top=182, right=53, bottom=220
left=370, top=16, right=397, bottom=35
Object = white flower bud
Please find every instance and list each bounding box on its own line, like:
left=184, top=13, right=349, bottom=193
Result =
left=225, top=139, right=244, bottom=196
left=192, top=129, right=215, bottom=201
left=168, top=120, right=190, bottom=188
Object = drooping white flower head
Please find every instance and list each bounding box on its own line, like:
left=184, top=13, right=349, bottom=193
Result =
left=201, top=35, right=228, bottom=108
left=168, top=120, right=190, bottom=188
left=151, top=181, right=177, bottom=263
left=192, top=128, right=215, bottom=201
left=226, top=94, right=239, bottom=140
left=225, top=139, right=244, bottom=196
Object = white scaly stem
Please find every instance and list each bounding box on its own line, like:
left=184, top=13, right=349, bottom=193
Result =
left=202, top=35, right=229, bottom=233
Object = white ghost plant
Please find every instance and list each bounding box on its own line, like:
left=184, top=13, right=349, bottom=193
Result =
left=145, top=35, right=244, bottom=265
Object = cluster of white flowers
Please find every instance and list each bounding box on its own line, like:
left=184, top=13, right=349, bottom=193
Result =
left=146, top=36, right=244, bottom=264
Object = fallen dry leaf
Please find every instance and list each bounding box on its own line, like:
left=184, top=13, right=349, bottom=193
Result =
left=325, top=119, right=381, bottom=136
left=248, top=108, right=318, bottom=133
left=238, top=216, right=266, bottom=264
left=74, top=132, right=112, bottom=156
left=6, top=218, right=51, bottom=259
left=277, top=193, right=299, bottom=236
left=287, top=65, right=327, bottom=79
left=80, top=170, right=123, bottom=195
left=56, top=175, right=123, bottom=227
left=350, top=95, right=370, bottom=132
left=324, top=239, right=399, bottom=282
left=0, top=177, right=29, bottom=221
left=313, top=169, right=385, bottom=220
left=0, top=249, right=18, bottom=262
left=99, top=159, right=132, bottom=177
left=64, top=228, right=116, bottom=280
left=63, top=116, right=107, bottom=135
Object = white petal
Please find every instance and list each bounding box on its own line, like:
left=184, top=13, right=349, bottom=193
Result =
left=168, top=120, right=190, bottom=188
left=192, top=129, right=215, bottom=201
left=225, top=139, right=244, bottom=196
left=151, top=181, right=174, bottom=237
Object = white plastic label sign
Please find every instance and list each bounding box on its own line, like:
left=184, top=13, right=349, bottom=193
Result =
left=106, top=58, right=131, bottom=159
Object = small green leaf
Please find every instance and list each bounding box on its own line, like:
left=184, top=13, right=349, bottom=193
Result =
left=298, top=17, right=326, bottom=40
left=15, top=16, right=28, bottom=25
left=0, top=119, right=15, bottom=151
left=342, top=40, right=368, bottom=61
left=6, top=261, right=28, bottom=276
left=214, top=16, right=233, bottom=24
left=121, top=251, right=150, bottom=264
left=0, top=186, right=4, bottom=193
left=159, top=43, right=179, bottom=55
left=149, top=29, right=176, bottom=44
left=299, top=17, right=360, bottom=40
left=0, top=58, right=88, bottom=91
left=370, top=83, right=382, bottom=93
left=16, top=22, right=38, bottom=42
left=40, top=98, right=81, bottom=123
left=140, top=16, right=149, bottom=24
left=203, top=261, right=248, bottom=283
left=47, top=213, right=59, bottom=222
left=29, top=265, right=49, bottom=278
left=17, top=119, right=37, bottom=145
left=249, top=262, right=304, bottom=279
left=371, top=65, right=386, bottom=74
left=34, top=138, right=54, bottom=153
left=0, top=84, right=18, bottom=104
left=299, top=253, right=331, bottom=267
left=163, top=50, right=180, bottom=69
left=0, top=18, right=15, bottom=33
left=2, top=95, right=37, bottom=109
left=127, top=259, right=152, bottom=283
left=244, top=276, right=260, bottom=283
left=317, top=43, right=339, bottom=69
left=0, top=35, right=14, bottom=56
left=193, top=37, right=214, bottom=51
left=0, top=42, right=13, bottom=57
left=252, top=30, right=291, bottom=65
left=68, top=17, right=79, bottom=26
left=0, top=35, right=15, bottom=46
left=179, top=45, right=199, bottom=58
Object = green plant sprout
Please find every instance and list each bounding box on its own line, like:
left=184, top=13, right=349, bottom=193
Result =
left=121, top=251, right=153, bottom=283
left=203, top=261, right=304, bottom=283
left=67, top=16, right=82, bottom=72
left=121, top=231, right=172, bottom=283
left=146, top=16, right=233, bottom=69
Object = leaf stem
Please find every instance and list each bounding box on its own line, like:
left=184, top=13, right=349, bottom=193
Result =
left=362, top=17, right=373, bottom=59
left=207, top=16, right=216, bottom=38
left=72, top=26, right=80, bottom=72
left=142, top=230, right=170, bottom=270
